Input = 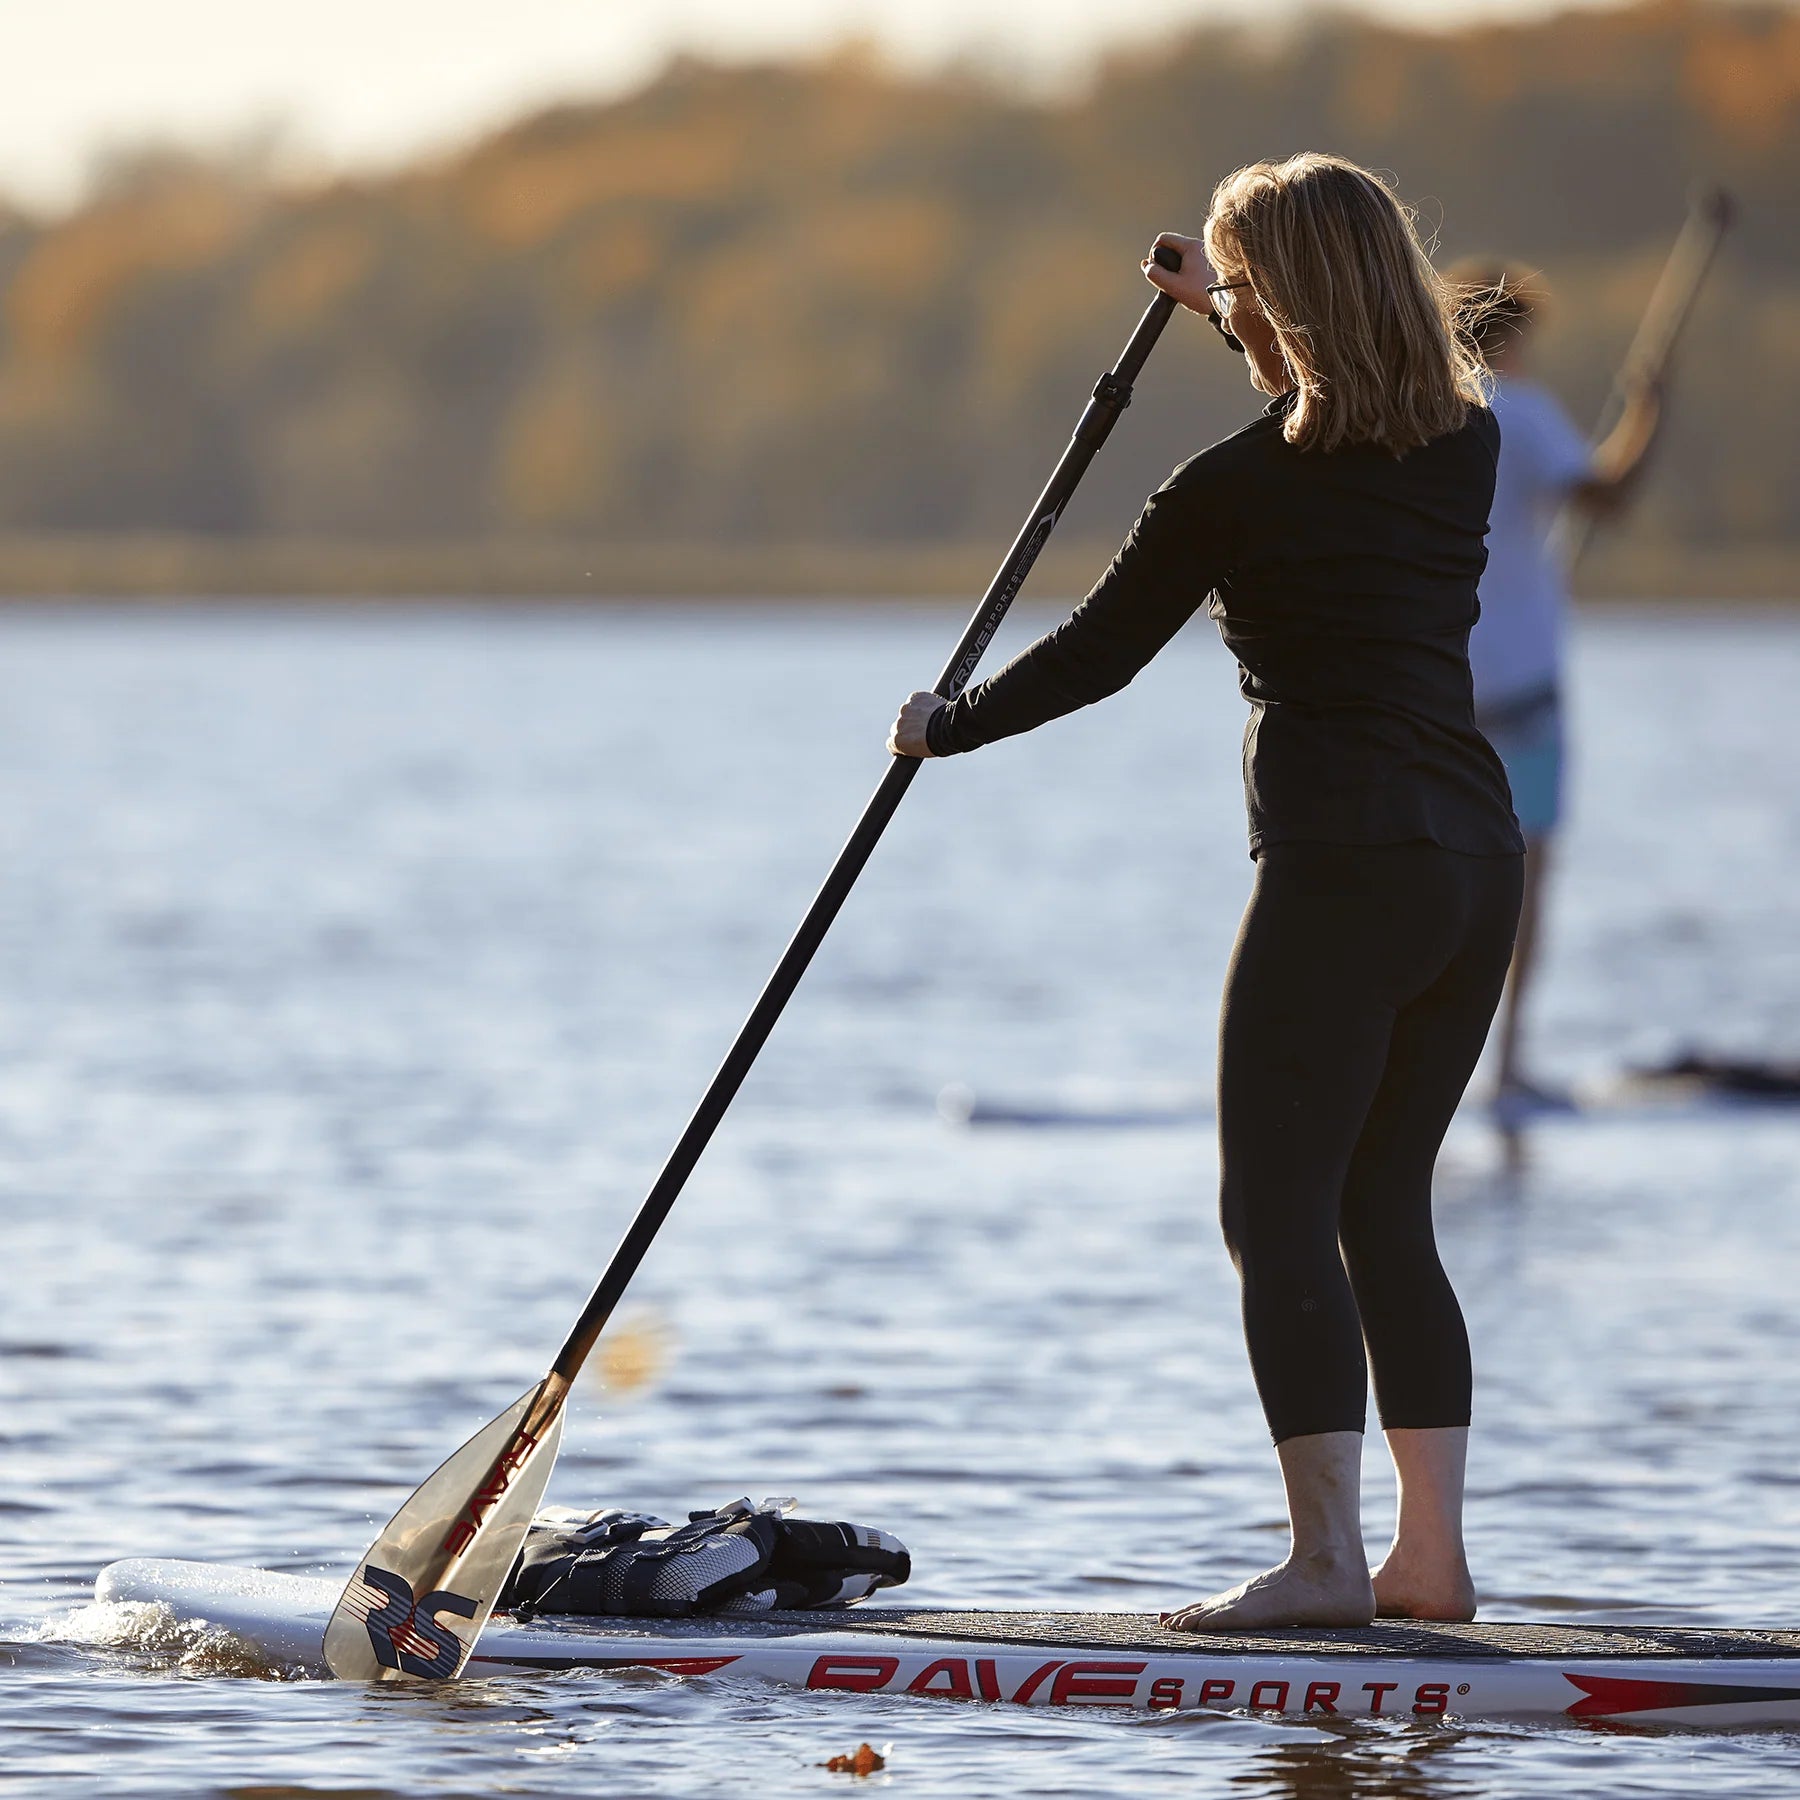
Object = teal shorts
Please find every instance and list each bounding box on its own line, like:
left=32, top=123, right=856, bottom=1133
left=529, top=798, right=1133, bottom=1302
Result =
left=1478, top=689, right=1564, bottom=839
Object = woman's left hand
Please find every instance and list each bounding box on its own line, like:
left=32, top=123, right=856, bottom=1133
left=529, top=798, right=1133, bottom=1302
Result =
left=1143, top=233, right=1214, bottom=314
left=888, top=691, right=945, bottom=758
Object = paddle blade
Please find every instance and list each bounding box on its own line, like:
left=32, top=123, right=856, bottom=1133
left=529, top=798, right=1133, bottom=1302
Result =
left=323, top=1386, right=565, bottom=1681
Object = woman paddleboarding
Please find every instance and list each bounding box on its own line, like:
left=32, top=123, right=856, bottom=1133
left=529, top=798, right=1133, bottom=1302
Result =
left=890, top=154, right=1523, bottom=1630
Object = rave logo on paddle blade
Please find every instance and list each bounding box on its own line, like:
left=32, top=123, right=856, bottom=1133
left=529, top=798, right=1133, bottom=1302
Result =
left=440, top=1422, right=543, bottom=1557
left=355, top=1563, right=478, bottom=1678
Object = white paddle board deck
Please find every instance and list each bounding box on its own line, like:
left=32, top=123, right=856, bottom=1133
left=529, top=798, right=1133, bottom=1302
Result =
left=95, top=1559, right=1800, bottom=1727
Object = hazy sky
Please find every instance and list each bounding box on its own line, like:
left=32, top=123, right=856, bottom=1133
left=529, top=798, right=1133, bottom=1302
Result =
left=11, top=0, right=1572, bottom=211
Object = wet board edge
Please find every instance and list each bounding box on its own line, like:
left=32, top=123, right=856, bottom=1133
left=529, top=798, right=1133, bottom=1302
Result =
left=92, top=1560, right=1800, bottom=1727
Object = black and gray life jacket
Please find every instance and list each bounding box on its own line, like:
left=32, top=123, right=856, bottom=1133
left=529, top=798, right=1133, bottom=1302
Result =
left=500, top=1496, right=910, bottom=1619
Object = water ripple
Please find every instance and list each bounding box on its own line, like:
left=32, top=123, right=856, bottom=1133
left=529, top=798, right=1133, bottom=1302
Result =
left=1, top=606, right=1799, bottom=1795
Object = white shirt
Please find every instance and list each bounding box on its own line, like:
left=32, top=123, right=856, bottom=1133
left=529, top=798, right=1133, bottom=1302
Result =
left=1469, top=377, right=1593, bottom=708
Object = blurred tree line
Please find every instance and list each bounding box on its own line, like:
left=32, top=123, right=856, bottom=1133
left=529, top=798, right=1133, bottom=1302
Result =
left=0, top=0, right=1791, bottom=568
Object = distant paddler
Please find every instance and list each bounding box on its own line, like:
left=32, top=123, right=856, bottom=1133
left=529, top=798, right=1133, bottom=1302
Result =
left=892, top=155, right=1523, bottom=1629
left=1451, top=190, right=1731, bottom=1126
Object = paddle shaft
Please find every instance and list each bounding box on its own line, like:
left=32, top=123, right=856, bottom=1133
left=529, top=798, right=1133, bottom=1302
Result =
left=1608, top=186, right=1734, bottom=395
left=545, top=255, right=1184, bottom=1390
left=1560, top=185, right=1733, bottom=568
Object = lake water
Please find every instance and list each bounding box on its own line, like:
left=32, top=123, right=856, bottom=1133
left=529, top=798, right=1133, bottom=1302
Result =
left=3, top=601, right=1800, bottom=1797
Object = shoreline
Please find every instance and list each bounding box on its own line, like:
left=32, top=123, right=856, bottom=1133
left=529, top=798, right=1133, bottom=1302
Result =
left=0, top=534, right=1791, bottom=603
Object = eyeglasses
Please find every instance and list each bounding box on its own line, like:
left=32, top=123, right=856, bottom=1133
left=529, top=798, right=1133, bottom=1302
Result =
left=1205, top=279, right=1252, bottom=317
left=1205, top=280, right=1251, bottom=356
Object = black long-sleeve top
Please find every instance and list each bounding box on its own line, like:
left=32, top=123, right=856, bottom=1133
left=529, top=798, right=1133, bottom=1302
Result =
left=926, top=393, right=1525, bottom=860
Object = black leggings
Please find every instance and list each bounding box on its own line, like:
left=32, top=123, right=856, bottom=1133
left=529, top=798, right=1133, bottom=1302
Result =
left=1218, top=841, right=1523, bottom=1443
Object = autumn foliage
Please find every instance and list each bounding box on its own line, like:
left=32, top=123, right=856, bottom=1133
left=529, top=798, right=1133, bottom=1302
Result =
left=0, top=0, right=1790, bottom=563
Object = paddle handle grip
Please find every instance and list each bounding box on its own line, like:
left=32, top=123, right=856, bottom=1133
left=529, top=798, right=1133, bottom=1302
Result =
left=550, top=254, right=1185, bottom=1384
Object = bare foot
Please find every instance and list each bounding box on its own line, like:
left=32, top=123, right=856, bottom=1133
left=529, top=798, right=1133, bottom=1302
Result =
left=1371, top=1553, right=1477, bottom=1622
left=1162, top=1551, right=1375, bottom=1632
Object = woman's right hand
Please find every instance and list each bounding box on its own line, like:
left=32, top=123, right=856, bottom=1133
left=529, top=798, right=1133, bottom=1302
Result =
left=888, top=691, right=945, bottom=758
left=1142, top=233, right=1215, bottom=315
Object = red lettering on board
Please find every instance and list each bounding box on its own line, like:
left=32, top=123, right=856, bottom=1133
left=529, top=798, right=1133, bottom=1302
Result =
left=1049, top=1661, right=1146, bottom=1706
left=975, top=1659, right=1002, bottom=1702
left=1303, top=1682, right=1340, bottom=1713
left=807, top=1655, right=900, bottom=1693
left=1198, top=1678, right=1236, bottom=1706
left=1413, top=1682, right=1450, bottom=1716
left=1362, top=1681, right=1399, bottom=1714
left=1248, top=1681, right=1290, bottom=1711
left=1010, top=1661, right=1063, bottom=1705
left=907, top=1659, right=974, bottom=1699
left=1148, top=1677, right=1184, bottom=1711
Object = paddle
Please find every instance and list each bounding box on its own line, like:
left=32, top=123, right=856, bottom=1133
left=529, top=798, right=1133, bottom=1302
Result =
left=1557, top=183, right=1734, bottom=567
left=323, top=245, right=1188, bottom=1681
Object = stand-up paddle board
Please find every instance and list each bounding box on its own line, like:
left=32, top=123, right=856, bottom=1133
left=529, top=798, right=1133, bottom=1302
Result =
left=94, top=1560, right=1800, bottom=1728
left=940, top=1054, right=1800, bottom=1132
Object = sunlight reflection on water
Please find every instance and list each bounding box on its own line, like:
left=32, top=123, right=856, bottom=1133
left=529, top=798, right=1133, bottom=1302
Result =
left=2, top=603, right=1800, bottom=1796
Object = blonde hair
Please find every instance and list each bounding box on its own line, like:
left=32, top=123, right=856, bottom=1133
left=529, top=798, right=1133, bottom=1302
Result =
left=1442, top=258, right=1549, bottom=362
left=1204, top=153, right=1490, bottom=455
